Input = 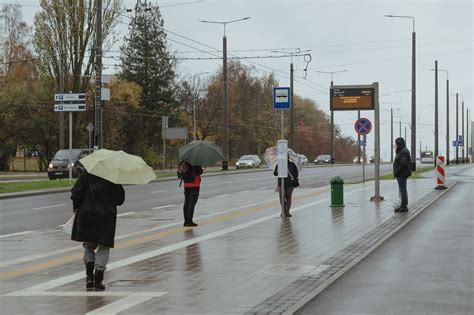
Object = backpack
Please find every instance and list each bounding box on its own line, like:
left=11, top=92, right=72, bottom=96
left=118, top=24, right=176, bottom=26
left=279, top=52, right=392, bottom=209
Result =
left=177, top=161, right=195, bottom=185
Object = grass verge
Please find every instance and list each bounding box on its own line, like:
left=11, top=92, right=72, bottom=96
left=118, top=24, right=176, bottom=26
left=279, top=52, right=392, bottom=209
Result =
left=0, top=179, right=76, bottom=194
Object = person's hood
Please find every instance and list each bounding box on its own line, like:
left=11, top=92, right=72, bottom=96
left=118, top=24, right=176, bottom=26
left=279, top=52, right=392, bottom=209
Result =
left=395, top=137, right=406, bottom=148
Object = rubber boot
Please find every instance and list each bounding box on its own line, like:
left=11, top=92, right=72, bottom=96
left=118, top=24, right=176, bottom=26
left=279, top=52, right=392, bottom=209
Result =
left=94, top=270, right=105, bottom=291
left=86, top=262, right=94, bottom=290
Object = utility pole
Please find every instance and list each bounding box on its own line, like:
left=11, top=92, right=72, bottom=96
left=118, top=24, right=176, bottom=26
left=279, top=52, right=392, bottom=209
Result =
left=390, top=108, right=393, bottom=162
left=199, top=17, right=250, bottom=170
left=59, top=55, right=65, bottom=149
left=94, top=0, right=102, bottom=149
left=462, top=99, right=465, bottom=162
left=467, top=108, right=470, bottom=163
left=399, top=120, right=401, bottom=137
left=385, top=14, right=416, bottom=171
left=446, top=74, right=450, bottom=164
left=456, top=93, right=459, bottom=164
left=434, top=60, right=439, bottom=163
left=316, top=69, right=348, bottom=164
left=358, top=110, right=361, bottom=162
left=290, top=62, right=294, bottom=148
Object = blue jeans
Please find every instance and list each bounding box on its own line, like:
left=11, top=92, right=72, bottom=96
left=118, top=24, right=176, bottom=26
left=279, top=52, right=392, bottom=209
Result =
left=396, top=177, right=408, bottom=208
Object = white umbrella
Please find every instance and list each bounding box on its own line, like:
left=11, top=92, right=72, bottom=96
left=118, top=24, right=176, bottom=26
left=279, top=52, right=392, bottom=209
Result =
left=263, top=146, right=302, bottom=171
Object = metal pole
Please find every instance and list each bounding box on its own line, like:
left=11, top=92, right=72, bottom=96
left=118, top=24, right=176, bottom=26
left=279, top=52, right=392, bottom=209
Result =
left=434, top=60, right=439, bottom=163
left=222, top=35, right=228, bottom=170
left=411, top=30, right=417, bottom=172
left=94, top=0, right=102, bottom=148
left=69, top=112, right=72, bottom=184
left=358, top=110, right=361, bottom=163
left=330, top=79, right=334, bottom=163
left=390, top=108, right=393, bottom=162
left=467, top=108, right=469, bottom=162
left=446, top=79, right=450, bottom=165
left=371, top=82, right=383, bottom=201
left=280, top=110, right=285, bottom=217
left=59, top=58, right=65, bottom=149
left=399, top=121, right=401, bottom=137
left=193, top=95, right=197, bottom=140
left=456, top=93, right=459, bottom=163
left=462, top=100, right=465, bottom=162
left=405, top=126, right=407, bottom=143
left=363, top=142, right=366, bottom=183
left=290, top=62, right=294, bottom=149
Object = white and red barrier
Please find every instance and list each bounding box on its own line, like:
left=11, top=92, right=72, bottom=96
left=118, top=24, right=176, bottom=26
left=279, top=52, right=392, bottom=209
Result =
left=435, top=156, right=447, bottom=190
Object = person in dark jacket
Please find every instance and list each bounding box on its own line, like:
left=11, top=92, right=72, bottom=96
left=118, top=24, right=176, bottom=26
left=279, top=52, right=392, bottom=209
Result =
left=274, top=160, right=299, bottom=217
left=71, top=171, right=125, bottom=291
left=182, top=164, right=203, bottom=227
left=393, top=137, right=412, bottom=212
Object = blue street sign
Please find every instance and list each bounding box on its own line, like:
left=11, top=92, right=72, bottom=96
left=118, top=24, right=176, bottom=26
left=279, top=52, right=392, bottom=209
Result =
left=458, top=140, right=463, bottom=147
left=458, top=135, right=463, bottom=142
left=354, top=118, right=372, bottom=135
left=452, top=141, right=458, bottom=147
left=273, top=87, right=291, bottom=109
left=357, top=135, right=367, bottom=146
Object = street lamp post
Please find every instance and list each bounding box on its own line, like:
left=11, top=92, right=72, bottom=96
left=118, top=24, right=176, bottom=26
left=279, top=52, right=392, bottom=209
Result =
left=316, top=69, right=348, bottom=164
left=385, top=14, right=416, bottom=171
left=199, top=17, right=250, bottom=170
left=382, top=101, right=402, bottom=162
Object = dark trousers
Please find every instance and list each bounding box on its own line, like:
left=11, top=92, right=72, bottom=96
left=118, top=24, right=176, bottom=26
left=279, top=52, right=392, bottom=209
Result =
left=278, top=186, right=295, bottom=215
left=183, top=188, right=199, bottom=223
left=396, top=177, right=408, bottom=208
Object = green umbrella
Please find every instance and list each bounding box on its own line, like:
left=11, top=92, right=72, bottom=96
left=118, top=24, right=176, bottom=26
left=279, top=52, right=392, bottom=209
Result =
left=79, top=149, right=156, bottom=185
left=179, top=140, right=224, bottom=166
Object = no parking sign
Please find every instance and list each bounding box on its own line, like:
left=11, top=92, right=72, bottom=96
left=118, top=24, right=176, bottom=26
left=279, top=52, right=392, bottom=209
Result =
left=354, top=118, right=372, bottom=136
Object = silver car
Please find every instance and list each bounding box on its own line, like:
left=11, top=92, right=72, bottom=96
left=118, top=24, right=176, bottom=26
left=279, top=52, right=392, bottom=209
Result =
left=235, top=155, right=261, bottom=169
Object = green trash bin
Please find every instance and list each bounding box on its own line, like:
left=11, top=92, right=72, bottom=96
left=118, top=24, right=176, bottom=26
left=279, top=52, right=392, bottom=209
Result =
left=330, top=176, right=344, bottom=207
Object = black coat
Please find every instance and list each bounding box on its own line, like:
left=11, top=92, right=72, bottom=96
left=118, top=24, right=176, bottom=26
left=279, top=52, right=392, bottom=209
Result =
left=274, top=162, right=300, bottom=188
left=71, top=173, right=125, bottom=248
left=393, top=147, right=412, bottom=178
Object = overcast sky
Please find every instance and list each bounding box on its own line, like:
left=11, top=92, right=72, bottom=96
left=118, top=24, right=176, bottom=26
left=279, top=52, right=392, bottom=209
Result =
left=13, top=0, right=474, bottom=160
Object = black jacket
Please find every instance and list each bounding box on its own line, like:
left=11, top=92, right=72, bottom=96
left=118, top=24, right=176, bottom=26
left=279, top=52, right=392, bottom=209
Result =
left=71, top=173, right=125, bottom=248
left=274, top=162, right=300, bottom=188
left=393, top=147, right=412, bottom=178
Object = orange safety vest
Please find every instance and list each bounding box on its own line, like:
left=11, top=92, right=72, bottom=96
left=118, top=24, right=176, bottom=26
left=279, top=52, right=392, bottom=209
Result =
left=184, top=173, right=201, bottom=188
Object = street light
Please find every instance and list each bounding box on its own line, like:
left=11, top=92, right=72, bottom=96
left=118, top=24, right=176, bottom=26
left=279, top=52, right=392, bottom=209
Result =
left=315, top=69, right=348, bottom=164
left=430, top=68, right=449, bottom=163
left=385, top=14, right=416, bottom=171
left=199, top=16, right=250, bottom=170
left=382, top=101, right=402, bottom=162
left=191, top=72, right=210, bottom=140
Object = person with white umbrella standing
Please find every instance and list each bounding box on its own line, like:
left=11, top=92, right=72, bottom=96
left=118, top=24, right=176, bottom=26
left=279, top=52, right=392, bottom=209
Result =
left=70, top=149, right=156, bottom=291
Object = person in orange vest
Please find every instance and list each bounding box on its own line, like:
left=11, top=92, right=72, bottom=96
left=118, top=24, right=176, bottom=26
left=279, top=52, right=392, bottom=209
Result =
left=181, top=163, right=203, bottom=227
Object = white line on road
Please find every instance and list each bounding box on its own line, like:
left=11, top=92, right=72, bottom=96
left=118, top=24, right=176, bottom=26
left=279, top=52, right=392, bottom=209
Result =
left=6, top=290, right=166, bottom=297
left=215, top=194, right=229, bottom=198
left=0, top=231, right=33, bottom=239
left=33, top=204, right=66, bottom=210
left=86, top=293, right=166, bottom=315
left=152, top=205, right=175, bottom=210
left=117, top=212, right=137, bottom=217
left=151, top=190, right=166, bottom=194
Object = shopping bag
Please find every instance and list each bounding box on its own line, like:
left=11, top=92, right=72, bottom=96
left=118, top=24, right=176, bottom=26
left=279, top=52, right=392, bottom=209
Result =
left=62, top=214, right=75, bottom=235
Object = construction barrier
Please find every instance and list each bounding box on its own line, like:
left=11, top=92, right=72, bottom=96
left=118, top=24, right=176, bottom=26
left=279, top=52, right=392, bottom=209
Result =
left=435, top=156, right=447, bottom=190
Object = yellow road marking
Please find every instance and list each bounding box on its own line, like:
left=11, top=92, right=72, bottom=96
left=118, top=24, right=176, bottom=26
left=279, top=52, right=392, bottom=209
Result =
left=0, top=189, right=328, bottom=281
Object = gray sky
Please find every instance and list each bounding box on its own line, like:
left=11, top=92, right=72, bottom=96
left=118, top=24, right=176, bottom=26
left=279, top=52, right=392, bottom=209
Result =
left=13, top=0, right=474, bottom=160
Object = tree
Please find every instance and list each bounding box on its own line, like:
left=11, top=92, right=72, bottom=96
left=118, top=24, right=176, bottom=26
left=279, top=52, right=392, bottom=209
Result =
left=120, top=1, right=177, bottom=114
left=33, top=0, right=121, bottom=92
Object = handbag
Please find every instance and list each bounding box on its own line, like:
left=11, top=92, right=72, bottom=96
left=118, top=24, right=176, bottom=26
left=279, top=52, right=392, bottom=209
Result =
left=62, top=213, right=75, bottom=235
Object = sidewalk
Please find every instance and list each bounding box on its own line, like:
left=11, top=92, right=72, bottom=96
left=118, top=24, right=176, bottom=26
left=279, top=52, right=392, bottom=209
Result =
left=297, top=167, right=474, bottom=315
left=0, top=175, right=456, bottom=314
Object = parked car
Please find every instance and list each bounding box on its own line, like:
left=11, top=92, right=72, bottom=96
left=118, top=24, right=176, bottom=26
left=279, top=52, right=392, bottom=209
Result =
left=353, top=156, right=364, bottom=163
left=369, top=156, right=375, bottom=163
left=235, top=155, right=261, bottom=169
left=314, top=154, right=332, bottom=164
left=298, top=154, right=309, bottom=166
left=48, top=149, right=93, bottom=179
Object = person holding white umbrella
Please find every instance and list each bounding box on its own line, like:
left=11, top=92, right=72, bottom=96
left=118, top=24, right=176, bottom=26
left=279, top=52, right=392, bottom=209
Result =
left=70, top=149, right=156, bottom=291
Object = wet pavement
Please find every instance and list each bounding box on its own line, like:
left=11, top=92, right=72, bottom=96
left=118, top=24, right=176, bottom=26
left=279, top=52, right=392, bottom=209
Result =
left=0, top=167, right=466, bottom=314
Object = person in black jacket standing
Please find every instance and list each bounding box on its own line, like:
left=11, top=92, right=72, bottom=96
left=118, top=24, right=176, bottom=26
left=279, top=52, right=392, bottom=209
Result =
left=393, top=137, right=412, bottom=212
left=71, top=171, right=125, bottom=291
left=274, top=159, right=299, bottom=217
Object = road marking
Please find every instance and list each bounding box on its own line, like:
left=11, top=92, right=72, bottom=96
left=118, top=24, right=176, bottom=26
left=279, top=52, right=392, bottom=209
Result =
left=5, top=196, right=333, bottom=294
left=86, top=293, right=166, bottom=315
left=152, top=205, right=175, bottom=210
left=6, top=290, right=166, bottom=297
left=33, top=204, right=66, bottom=210
left=0, top=231, right=33, bottom=239
left=215, top=194, right=229, bottom=198
left=117, top=212, right=137, bottom=217
left=151, top=190, right=166, bottom=194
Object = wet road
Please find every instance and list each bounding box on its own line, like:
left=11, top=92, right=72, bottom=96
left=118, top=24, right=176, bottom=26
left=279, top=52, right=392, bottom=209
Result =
left=0, top=164, right=393, bottom=235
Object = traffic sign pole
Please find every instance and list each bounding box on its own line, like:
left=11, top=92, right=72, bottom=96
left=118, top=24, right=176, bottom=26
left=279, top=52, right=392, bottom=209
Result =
left=371, top=82, right=383, bottom=201
left=69, top=112, right=73, bottom=184
left=363, top=135, right=366, bottom=183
